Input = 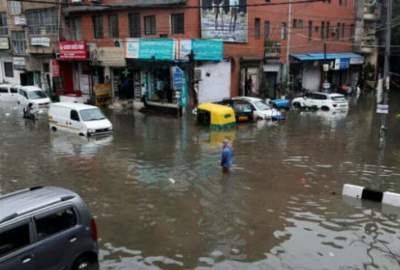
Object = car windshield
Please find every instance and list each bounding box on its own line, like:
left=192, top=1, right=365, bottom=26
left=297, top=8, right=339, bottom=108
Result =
left=254, top=101, right=271, bottom=111
left=80, top=108, right=106, bottom=121
left=331, top=96, right=346, bottom=102
left=233, top=103, right=252, bottom=112
left=28, top=90, right=48, bottom=100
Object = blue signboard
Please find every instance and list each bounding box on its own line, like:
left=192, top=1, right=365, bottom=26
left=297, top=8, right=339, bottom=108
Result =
left=340, top=58, right=350, bottom=70
left=172, top=66, right=184, bottom=90
left=192, top=39, right=224, bottom=61
left=139, top=39, right=175, bottom=60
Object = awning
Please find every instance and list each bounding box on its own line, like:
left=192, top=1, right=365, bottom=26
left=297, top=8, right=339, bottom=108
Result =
left=291, top=52, right=364, bottom=64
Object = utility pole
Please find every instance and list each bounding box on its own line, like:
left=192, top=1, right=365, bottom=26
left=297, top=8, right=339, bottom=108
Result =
left=286, top=0, right=292, bottom=94
left=380, top=0, right=392, bottom=141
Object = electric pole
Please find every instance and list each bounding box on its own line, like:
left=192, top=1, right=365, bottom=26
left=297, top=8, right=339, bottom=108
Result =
left=380, top=0, right=392, bottom=141
left=286, top=0, right=292, bottom=94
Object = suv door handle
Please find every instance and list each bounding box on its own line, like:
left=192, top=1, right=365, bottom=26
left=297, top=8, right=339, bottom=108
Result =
left=69, top=237, right=78, bottom=243
left=21, top=256, right=32, bottom=264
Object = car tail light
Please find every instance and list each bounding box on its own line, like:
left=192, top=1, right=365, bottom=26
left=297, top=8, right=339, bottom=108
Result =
left=90, top=218, right=98, bottom=242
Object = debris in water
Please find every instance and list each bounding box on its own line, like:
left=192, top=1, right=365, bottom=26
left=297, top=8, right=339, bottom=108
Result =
left=169, top=178, right=176, bottom=184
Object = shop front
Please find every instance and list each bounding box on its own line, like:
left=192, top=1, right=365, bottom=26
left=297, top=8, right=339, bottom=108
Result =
left=57, top=41, right=91, bottom=102
left=290, top=52, right=364, bottom=93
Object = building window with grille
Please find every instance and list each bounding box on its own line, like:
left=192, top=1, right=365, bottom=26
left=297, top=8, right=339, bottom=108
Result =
left=8, top=1, right=21, bottom=15
left=308, top=21, right=313, bottom=41
left=321, top=21, right=325, bottom=39
left=129, top=13, right=141, bottom=37
left=281, top=22, right=287, bottom=40
left=171, top=13, right=184, bottom=35
left=11, top=31, right=26, bottom=55
left=144, top=16, right=156, bottom=35
left=0, top=13, right=8, bottom=36
left=26, top=8, right=57, bottom=35
left=326, top=22, right=330, bottom=39
left=69, top=17, right=81, bottom=40
left=264, top=20, right=270, bottom=41
left=92, top=15, right=103, bottom=39
left=4, top=62, right=13, bottom=78
left=108, top=15, right=119, bottom=38
left=341, top=23, right=345, bottom=39
left=255, top=18, right=261, bottom=39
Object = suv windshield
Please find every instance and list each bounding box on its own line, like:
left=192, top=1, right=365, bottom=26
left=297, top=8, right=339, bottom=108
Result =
left=254, top=101, right=271, bottom=111
left=80, top=108, right=106, bottom=121
left=28, top=90, right=48, bottom=100
left=331, top=96, right=346, bottom=102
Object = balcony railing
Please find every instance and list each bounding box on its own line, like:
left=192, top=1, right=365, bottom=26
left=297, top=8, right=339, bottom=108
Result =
left=265, top=40, right=281, bottom=58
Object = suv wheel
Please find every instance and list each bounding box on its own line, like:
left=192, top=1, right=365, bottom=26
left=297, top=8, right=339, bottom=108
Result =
left=321, top=106, right=330, bottom=111
left=72, top=256, right=98, bottom=270
left=292, top=102, right=301, bottom=109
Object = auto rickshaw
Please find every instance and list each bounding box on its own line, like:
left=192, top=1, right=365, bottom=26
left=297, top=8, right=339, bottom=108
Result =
left=197, top=103, right=236, bottom=129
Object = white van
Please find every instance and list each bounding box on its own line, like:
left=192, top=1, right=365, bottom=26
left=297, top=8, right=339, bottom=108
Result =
left=0, top=84, right=19, bottom=102
left=49, top=102, right=113, bottom=136
left=17, top=86, right=51, bottom=109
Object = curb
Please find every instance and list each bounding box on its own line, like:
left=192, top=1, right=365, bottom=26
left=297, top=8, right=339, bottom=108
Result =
left=342, top=184, right=400, bottom=208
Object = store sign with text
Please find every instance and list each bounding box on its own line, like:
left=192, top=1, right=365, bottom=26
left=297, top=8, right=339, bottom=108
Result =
left=31, top=37, right=50, bottom=47
left=14, top=16, right=27, bottom=25
left=59, top=41, right=88, bottom=60
left=13, top=57, right=26, bottom=70
left=0, top=37, right=9, bottom=49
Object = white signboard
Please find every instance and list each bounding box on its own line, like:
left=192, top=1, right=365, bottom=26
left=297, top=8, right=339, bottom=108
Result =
left=31, top=37, right=50, bottom=47
left=377, top=104, right=389, bottom=114
left=13, top=57, right=25, bottom=67
left=0, top=37, right=9, bottom=49
left=177, top=39, right=192, bottom=60
left=14, top=16, right=27, bottom=25
left=126, top=38, right=139, bottom=59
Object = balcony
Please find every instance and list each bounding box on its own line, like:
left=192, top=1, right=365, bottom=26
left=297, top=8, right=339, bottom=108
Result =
left=265, top=40, right=281, bottom=59
left=363, top=6, right=381, bottom=21
left=361, top=36, right=377, bottom=54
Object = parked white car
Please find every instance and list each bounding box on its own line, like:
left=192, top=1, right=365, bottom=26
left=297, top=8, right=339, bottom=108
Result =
left=49, top=102, right=113, bottom=137
left=17, top=86, right=51, bottom=110
left=233, top=96, right=285, bottom=120
left=0, top=84, right=19, bottom=103
left=291, top=92, right=349, bottom=111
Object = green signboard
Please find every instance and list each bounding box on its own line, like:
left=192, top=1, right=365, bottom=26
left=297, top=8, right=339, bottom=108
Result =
left=139, top=39, right=175, bottom=60
left=192, top=40, right=223, bottom=61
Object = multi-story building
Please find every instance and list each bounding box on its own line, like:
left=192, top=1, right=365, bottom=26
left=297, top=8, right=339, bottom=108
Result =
left=0, top=0, right=60, bottom=92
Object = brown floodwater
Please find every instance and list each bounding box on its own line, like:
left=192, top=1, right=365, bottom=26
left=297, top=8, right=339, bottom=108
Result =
left=1, top=92, right=400, bottom=269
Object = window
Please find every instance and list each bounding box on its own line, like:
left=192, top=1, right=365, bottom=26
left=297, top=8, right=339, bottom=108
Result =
left=0, top=13, right=7, bottom=36
left=321, top=22, right=325, bottom=39
left=11, top=31, right=26, bottom=55
left=281, top=22, right=287, bottom=40
left=10, top=87, right=17, bottom=93
left=20, top=90, right=28, bottom=99
left=326, top=22, right=330, bottom=39
left=128, top=13, right=141, bottom=37
left=35, top=208, right=77, bottom=240
left=108, top=15, right=119, bottom=38
left=8, top=1, right=21, bottom=15
left=308, top=21, right=313, bottom=41
left=92, top=15, right=103, bottom=39
left=70, top=110, right=80, bottom=121
left=350, top=24, right=355, bottom=40
left=255, top=18, right=261, bottom=39
left=70, top=17, right=81, bottom=40
left=264, top=20, right=270, bottom=41
left=336, top=23, right=340, bottom=40
left=4, top=62, right=13, bottom=78
left=144, top=16, right=156, bottom=35
left=341, top=23, right=345, bottom=39
left=0, top=224, right=30, bottom=257
left=26, top=8, right=57, bottom=35
left=171, top=13, right=184, bottom=35
left=0, top=87, right=7, bottom=93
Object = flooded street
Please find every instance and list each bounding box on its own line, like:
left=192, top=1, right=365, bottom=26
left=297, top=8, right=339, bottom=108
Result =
left=1, top=93, right=400, bottom=269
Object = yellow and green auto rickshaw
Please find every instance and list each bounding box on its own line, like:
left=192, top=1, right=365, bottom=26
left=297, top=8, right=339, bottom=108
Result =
left=197, top=103, right=236, bottom=129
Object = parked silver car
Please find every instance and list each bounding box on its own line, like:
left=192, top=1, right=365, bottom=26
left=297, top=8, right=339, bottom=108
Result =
left=0, top=186, right=99, bottom=270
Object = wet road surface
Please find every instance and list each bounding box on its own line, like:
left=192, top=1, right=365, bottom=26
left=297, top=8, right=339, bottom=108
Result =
left=1, top=93, right=400, bottom=269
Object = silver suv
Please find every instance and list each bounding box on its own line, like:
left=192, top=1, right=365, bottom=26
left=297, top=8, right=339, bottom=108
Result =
left=0, top=186, right=99, bottom=270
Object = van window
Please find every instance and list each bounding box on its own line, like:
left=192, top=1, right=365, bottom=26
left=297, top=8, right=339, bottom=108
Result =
left=70, top=110, right=80, bottom=121
left=10, top=87, right=18, bottom=94
left=0, top=87, right=8, bottom=93
left=20, top=90, right=28, bottom=99
left=0, top=224, right=30, bottom=257
left=35, top=208, right=77, bottom=241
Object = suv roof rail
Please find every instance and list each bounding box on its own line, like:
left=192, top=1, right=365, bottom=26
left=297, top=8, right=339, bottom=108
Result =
left=0, top=193, right=75, bottom=224
left=0, top=186, right=43, bottom=200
